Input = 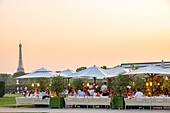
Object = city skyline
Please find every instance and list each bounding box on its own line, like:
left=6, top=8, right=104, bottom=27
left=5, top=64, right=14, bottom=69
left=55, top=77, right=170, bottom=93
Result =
left=0, top=0, right=170, bottom=74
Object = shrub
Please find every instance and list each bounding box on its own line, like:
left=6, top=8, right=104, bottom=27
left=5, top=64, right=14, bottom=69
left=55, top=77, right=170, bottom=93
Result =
left=0, top=81, right=5, bottom=97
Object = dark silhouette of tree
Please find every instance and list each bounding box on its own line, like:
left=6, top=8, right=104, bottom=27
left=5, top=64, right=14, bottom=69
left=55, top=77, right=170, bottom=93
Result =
left=76, top=67, right=87, bottom=72
left=12, top=72, right=25, bottom=78
left=101, top=66, right=107, bottom=69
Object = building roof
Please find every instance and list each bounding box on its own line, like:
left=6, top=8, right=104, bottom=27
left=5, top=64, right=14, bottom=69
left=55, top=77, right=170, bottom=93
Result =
left=121, top=61, right=170, bottom=69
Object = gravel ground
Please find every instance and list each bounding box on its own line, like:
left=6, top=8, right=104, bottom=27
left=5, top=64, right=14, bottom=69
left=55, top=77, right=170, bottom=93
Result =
left=0, top=107, right=170, bottom=113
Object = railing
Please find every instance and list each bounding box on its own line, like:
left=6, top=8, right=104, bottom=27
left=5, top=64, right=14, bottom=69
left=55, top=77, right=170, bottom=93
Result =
left=124, top=97, right=170, bottom=109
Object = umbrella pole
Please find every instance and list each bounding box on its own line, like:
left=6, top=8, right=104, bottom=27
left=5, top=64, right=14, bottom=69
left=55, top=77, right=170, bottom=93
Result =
left=67, top=78, right=70, bottom=89
left=152, top=76, right=154, bottom=96
left=93, top=77, right=96, bottom=85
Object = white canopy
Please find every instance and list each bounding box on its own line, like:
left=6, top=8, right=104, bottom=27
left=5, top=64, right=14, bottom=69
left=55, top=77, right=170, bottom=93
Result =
left=124, top=65, right=170, bottom=77
left=58, top=69, right=75, bottom=77
left=17, top=67, right=57, bottom=79
left=66, top=65, right=116, bottom=79
left=107, top=66, right=126, bottom=76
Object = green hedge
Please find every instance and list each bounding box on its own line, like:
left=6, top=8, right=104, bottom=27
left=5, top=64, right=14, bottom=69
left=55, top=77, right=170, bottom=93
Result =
left=0, top=81, right=5, bottom=97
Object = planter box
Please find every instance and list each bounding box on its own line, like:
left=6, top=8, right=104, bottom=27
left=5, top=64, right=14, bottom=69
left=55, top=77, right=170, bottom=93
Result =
left=111, top=96, right=124, bottom=109
left=50, top=97, right=65, bottom=108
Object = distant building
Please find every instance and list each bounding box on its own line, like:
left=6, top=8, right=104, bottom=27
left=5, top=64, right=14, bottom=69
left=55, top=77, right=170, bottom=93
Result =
left=121, top=60, right=170, bottom=69
left=17, top=42, right=24, bottom=72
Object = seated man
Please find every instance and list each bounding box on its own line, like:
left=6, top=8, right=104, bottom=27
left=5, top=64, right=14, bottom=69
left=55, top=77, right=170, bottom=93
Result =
left=133, top=88, right=143, bottom=98
left=78, top=89, right=86, bottom=97
left=40, top=89, right=48, bottom=99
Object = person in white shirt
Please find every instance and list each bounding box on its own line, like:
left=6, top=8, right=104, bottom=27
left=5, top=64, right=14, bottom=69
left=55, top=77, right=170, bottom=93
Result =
left=133, top=88, right=143, bottom=98
left=100, top=82, right=107, bottom=93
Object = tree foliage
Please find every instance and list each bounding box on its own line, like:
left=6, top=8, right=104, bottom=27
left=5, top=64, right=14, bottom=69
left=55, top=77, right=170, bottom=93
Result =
left=0, top=74, right=15, bottom=86
left=51, top=76, right=65, bottom=96
left=0, top=81, right=5, bottom=97
left=13, top=72, right=25, bottom=78
left=72, top=78, right=86, bottom=89
left=101, top=66, right=107, bottom=69
left=76, top=67, right=87, bottom=72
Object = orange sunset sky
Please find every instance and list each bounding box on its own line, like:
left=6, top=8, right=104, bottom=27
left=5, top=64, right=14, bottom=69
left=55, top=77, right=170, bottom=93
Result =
left=0, top=0, right=170, bottom=74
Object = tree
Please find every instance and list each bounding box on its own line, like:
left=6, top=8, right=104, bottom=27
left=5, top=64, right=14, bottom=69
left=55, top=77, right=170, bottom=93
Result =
left=72, top=78, right=86, bottom=89
left=13, top=72, right=25, bottom=78
left=0, top=74, right=15, bottom=86
left=76, top=67, right=87, bottom=72
left=0, top=81, right=5, bottom=97
left=112, top=74, right=133, bottom=96
left=51, top=76, right=65, bottom=97
left=101, top=66, right=107, bottom=69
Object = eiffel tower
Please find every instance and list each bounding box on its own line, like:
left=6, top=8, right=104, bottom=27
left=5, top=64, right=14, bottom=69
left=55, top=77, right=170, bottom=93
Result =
left=17, top=42, right=24, bottom=72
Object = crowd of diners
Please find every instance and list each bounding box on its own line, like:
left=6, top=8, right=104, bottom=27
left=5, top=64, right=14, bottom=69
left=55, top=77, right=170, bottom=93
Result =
left=22, top=88, right=50, bottom=99
left=124, top=87, right=170, bottom=98
left=65, top=82, right=113, bottom=97
left=20, top=81, right=170, bottom=99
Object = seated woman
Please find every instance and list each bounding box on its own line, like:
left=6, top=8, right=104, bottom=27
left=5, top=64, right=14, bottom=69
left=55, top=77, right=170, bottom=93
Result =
left=34, top=89, right=40, bottom=98
left=27, top=90, right=34, bottom=98
left=23, top=90, right=28, bottom=97
left=68, top=87, right=74, bottom=96
left=102, top=88, right=109, bottom=96
left=124, top=88, right=132, bottom=98
left=93, top=89, right=100, bottom=97
left=154, top=88, right=161, bottom=96
left=144, top=90, right=151, bottom=97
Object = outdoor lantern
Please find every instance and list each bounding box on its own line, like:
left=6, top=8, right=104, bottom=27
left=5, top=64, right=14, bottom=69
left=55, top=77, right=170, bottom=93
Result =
left=146, top=82, right=148, bottom=86
left=37, top=83, right=40, bottom=87
left=68, top=83, right=71, bottom=86
left=86, top=82, right=90, bottom=87
left=83, top=83, right=84, bottom=86
left=31, top=83, right=34, bottom=87
left=157, top=83, right=160, bottom=86
left=150, top=82, right=152, bottom=86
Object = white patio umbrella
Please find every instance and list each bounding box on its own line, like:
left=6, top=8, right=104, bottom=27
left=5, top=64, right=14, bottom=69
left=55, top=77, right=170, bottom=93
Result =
left=124, top=65, right=170, bottom=95
left=58, top=69, right=75, bottom=77
left=58, top=69, right=75, bottom=89
left=17, top=67, right=57, bottom=79
left=107, top=66, right=127, bottom=76
left=66, top=65, right=116, bottom=79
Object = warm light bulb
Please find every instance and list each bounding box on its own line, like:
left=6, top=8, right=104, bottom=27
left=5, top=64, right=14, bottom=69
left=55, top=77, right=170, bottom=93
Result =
left=150, top=82, right=152, bottom=86
left=87, top=82, right=90, bottom=87
left=68, top=83, right=71, bottom=86
left=37, top=83, right=40, bottom=87
left=31, top=83, right=34, bottom=87
left=157, top=83, right=160, bottom=86
left=146, top=82, right=149, bottom=87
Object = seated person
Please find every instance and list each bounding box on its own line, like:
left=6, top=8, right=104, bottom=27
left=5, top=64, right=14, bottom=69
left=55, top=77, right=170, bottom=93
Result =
left=102, top=88, right=109, bottom=96
left=154, top=88, right=161, bottom=96
left=27, top=90, right=34, bottom=98
left=23, top=90, right=28, bottom=97
left=78, top=89, right=86, bottom=97
left=34, top=89, right=40, bottom=98
left=74, top=88, right=79, bottom=97
left=93, top=89, right=100, bottom=97
left=126, top=89, right=132, bottom=98
left=68, top=87, right=74, bottom=96
left=133, top=88, right=143, bottom=98
left=144, top=90, right=151, bottom=97
left=40, top=89, right=48, bottom=99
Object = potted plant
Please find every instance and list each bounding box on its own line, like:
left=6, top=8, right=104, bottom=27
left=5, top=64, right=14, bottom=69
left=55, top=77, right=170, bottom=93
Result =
left=50, top=76, right=65, bottom=108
